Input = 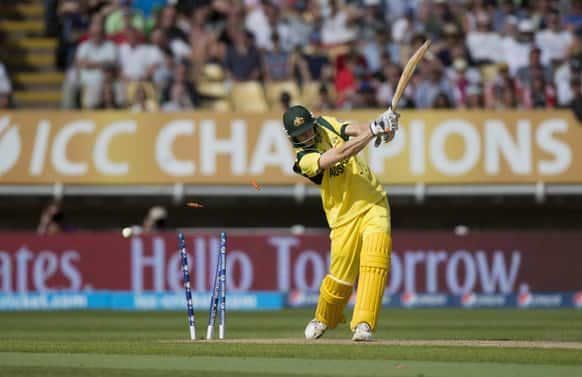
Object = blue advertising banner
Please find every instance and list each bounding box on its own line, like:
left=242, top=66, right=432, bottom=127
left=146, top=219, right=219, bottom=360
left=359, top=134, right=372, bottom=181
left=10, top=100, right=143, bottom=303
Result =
left=0, top=291, right=580, bottom=311
left=286, top=291, right=582, bottom=309
left=0, top=291, right=285, bottom=311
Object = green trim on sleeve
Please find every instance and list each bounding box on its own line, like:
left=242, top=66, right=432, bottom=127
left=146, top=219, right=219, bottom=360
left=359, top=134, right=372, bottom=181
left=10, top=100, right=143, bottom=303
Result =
left=292, top=150, right=323, bottom=185
left=340, top=123, right=349, bottom=141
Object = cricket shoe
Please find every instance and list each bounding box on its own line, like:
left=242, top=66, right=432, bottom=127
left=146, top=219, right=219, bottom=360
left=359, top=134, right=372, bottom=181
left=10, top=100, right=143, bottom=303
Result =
left=304, top=319, right=327, bottom=339
left=352, top=322, right=373, bottom=341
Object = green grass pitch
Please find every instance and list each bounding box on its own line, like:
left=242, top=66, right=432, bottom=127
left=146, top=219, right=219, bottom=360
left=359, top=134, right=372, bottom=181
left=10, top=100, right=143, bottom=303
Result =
left=1, top=309, right=582, bottom=377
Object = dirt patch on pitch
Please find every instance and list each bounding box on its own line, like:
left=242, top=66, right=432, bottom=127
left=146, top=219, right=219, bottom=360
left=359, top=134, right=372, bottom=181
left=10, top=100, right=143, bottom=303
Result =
left=165, top=338, right=582, bottom=349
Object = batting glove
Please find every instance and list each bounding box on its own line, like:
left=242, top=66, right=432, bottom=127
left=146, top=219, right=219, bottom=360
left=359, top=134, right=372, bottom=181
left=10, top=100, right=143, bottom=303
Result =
left=372, top=108, right=399, bottom=147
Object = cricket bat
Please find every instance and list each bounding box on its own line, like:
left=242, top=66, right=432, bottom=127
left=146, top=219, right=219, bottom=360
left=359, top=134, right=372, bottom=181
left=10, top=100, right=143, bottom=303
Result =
left=375, top=40, right=432, bottom=147
left=391, top=39, right=432, bottom=110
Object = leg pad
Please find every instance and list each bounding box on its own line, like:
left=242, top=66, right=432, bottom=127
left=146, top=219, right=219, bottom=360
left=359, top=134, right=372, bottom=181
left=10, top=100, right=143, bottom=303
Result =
left=315, top=275, right=353, bottom=329
left=351, top=232, right=391, bottom=331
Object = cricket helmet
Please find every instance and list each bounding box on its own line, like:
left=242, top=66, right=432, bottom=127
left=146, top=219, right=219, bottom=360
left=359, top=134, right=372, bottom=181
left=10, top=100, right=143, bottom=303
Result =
left=283, top=105, right=320, bottom=148
left=283, top=105, right=316, bottom=138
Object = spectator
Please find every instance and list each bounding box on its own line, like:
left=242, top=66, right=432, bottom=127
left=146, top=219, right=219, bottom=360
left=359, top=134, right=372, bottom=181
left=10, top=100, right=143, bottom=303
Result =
left=564, top=0, right=582, bottom=30
left=569, top=78, right=582, bottom=121
left=109, top=9, right=146, bottom=45
left=434, top=23, right=466, bottom=68
left=433, top=92, right=454, bottom=109
left=299, top=37, right=332, bottom=84
left=245, top=0, right=273, bottom=50
left=492, top=0, right=516, bottom=32
left=516, top=47, right=552, bottom=87
left=334, top=54, right=358, bottom=108
left=374, top=62, right=411, bottom=109
left=414, top=65, right=455, bottom=108
left=449, top=59, right=471, bottom=107
left=105, top=0, right=145, bottom=35
left=391, top=7, right=424, bottom=46
left=535, top=11, right=574, bottom=67
left=262, top=33, right=293, bottom=82
left=153, top=47, right=174, bottom=92
left=162, top=83, right=194, bottom=112
left=142, top=206, right=167, bottom=233
left=140, top=6, right=190, bottom=63
left=37, top=202, right=66, bottom=235
left=279, top=1, right=313, bottom=50
left=96, top=81, right=123, bottom=109
left=466, top=13, right=502, bottom=65
left=426, top=0, right=455, bottom=39
left=224, top=30, right=261, bottom=81
left=484, top=63, right=520, bottom=109
left=75, top=18, right=117, bottom=108
left=45, top=0, right=59, bottom=37
left=0, top=60, right=12, bottom=108
left=530, top=0, right=556, bottom=30
left=315, top=84, right=336, bottom=111
left=522, top=68, right=556, bottom=108
left=97, top=64, right=124, bottom=108
left=498, top=85, right=519, bottom=109
left=161, top=60, right=211, bottom=107
left=383, top=0, right=408, bottom=23
left=357, top=1, right=386, bottom=39
left=465, top=84, right=484, bottom=109
left=55, top=0, right=91, bottom=71
left=335, top=41, right=367, bottom=77
left=463, top=0, right=495, bottom=33
left=556, top=53, right=582, bottom=106
left=189, top=6, right=213, bottom=77
left=279, top=91, right=291, bottom=111
left=158, top=5, right=188, bottom=43
left=321, top=0, right=358, bottom=46
left=129, top=82, right=158, bottom=112
left=359, top=29, right=385, bottom=76
left=119, top=27, right=162, bottom=82
left=0, top=92, right=10, bottom=109
left=502, top=19, right=536, bottom=76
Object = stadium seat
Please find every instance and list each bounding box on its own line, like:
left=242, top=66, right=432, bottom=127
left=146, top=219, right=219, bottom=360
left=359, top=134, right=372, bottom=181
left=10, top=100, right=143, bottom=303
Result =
left=481, top=64, right=498, bottom=82
left=301, top=82, right=336, bottom=109
left=212, top=99, right=231, bottom=112
left=202, top=63, right=225, bottom=82
left=301, top=82, right=322, bottom=108
left=265, top=81, right=301, bottom=109
left=325, top=44, right=350, bottom=62
left=230, top=82, right=268, bottom=112
left=198, top=81, right=227, bottom=98
left=126, top=81, right=158, bottom=104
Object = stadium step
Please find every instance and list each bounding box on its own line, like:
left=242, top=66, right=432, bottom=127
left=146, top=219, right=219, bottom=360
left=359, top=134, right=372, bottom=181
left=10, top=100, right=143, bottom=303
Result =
left=6, top=38, right=57, bottom=50
left=13, top=72, right=64, bottom=87
left=13, top=90, right=61, bottom=108
left=2, top=52, right=54, bottom=67
left=0, top=3, right=44, bottom=18
left=0, top=20, right=44, bottom=34
left=2, top=2, right=63, bottom=108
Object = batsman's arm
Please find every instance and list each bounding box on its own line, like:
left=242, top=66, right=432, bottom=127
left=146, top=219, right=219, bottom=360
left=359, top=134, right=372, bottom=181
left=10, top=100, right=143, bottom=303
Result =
left=318, top=123, right=374, bottom=170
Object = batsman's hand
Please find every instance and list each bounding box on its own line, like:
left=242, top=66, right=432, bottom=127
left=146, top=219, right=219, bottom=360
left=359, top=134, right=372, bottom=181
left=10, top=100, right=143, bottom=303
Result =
left=372, top=108, right=399, bottom=147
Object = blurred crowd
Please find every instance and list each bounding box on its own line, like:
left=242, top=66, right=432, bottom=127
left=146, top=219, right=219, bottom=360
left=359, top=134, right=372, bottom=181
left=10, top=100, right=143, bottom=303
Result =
left=36, top=201, right=168, bottom=235
left=15, top=0, right=582, bottom=113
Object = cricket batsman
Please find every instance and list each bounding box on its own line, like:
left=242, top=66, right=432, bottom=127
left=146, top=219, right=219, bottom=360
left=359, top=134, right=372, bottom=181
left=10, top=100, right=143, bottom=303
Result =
left=282, top=105, right=398, bottom=341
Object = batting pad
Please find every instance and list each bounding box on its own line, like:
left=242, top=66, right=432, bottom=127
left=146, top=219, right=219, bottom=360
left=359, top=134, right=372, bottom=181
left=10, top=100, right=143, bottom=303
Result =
left=315, top=275, right=353, bottom=329
left=351, top=232, right=391, bottom=331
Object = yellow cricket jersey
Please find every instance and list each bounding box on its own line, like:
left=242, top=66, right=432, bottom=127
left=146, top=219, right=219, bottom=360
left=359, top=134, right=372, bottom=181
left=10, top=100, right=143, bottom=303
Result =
left=293, top=115, right=387, bottom=228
